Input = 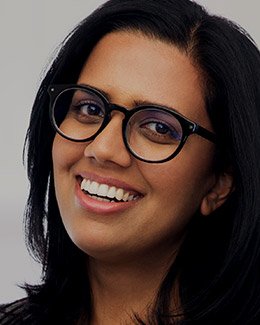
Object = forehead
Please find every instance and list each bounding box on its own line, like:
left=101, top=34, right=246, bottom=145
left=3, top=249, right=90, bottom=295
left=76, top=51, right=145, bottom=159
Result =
left=78, top=31, right=210, bottom=127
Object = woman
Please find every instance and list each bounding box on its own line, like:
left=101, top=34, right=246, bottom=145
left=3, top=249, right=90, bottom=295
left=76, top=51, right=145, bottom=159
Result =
left=1, top=0, right=260, bottom=323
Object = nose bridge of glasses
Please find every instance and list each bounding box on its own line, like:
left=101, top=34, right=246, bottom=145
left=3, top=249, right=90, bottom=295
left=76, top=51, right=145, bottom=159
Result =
left=101, top=103, right=131, bottom=145
left=99, top=103, right=128, bottom=139
left=107, top=103, right=130, bottom=119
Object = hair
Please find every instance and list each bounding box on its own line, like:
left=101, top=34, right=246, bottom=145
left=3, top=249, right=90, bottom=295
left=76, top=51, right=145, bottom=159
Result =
left=21, top=0, right=260, bottom=323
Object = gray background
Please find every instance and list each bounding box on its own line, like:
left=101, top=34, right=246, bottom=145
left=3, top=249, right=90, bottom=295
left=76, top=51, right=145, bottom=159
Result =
left=1, top=0, right=259, bottom=303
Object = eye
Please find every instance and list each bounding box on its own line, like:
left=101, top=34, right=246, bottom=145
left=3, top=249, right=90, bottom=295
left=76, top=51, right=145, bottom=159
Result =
left=148, top=122, right=172, bottom=135
left=74, top=101, right=104, bottom=117
left=69, top=100, right=105, bottom=124
left=139, top=120, right=182, bottom=144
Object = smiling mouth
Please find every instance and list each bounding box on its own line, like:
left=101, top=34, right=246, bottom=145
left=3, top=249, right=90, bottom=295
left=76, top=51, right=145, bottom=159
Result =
left=78, top=177, right=142, bottom=203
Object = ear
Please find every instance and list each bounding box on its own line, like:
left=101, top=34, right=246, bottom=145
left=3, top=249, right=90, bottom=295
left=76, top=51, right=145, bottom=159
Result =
left=200, top=172, right=234, bottom=216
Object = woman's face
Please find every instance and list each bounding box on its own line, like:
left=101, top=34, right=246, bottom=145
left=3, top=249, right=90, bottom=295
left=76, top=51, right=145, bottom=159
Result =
left=52, top=31, right=216, bottom=263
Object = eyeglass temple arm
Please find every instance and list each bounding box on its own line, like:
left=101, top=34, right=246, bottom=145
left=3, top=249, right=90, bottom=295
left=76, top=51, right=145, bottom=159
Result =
left=194, top=125, right=217, bottom=143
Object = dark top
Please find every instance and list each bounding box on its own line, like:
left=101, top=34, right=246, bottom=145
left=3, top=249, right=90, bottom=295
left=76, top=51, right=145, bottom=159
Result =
left=0, top=298, right=31, bottom=324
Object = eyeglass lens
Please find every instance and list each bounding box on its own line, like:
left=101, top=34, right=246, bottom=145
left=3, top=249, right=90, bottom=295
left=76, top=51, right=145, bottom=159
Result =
left=52, top=88, right=184, bottom=162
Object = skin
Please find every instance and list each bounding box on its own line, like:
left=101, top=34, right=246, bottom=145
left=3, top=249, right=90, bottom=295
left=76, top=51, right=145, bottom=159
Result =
left=52, top=31, right=231, bottom=324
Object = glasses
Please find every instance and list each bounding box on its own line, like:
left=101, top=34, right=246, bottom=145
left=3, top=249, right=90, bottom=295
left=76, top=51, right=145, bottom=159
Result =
left=48, top=84, right=216, bottom=163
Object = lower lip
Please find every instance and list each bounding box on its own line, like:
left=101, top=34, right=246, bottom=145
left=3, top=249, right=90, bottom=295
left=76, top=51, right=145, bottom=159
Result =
left=75, top=181, right=140, bottom=214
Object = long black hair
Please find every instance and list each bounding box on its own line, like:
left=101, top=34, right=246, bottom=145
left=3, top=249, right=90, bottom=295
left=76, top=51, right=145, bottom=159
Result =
left=22, top=0, right=260, bottom=323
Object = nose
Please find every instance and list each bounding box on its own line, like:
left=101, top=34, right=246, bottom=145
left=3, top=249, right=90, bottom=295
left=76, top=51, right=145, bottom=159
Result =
left=83, top=113, right=132, bottom=168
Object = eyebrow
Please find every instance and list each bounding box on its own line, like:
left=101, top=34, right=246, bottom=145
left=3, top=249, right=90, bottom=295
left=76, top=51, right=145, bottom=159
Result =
left=132, top=99, right=180, bottom=114
left=78, top=83, right=181, bottom=115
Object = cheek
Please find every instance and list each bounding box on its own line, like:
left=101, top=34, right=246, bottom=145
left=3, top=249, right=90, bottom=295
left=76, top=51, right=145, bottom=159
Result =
left=52, top=136, right=84, bottom=210
left=140, top=146, right=215, bottom=218
left=52, top=135, right=83, bottom=171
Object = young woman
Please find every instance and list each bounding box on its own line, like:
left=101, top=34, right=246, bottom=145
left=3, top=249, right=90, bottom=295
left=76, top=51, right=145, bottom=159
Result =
left=1, top=0, right=260, bottom=324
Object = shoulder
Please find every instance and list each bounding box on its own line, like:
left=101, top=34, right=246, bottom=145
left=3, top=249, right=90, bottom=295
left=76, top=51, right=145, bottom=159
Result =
left=0, top=298, right=31, bottom=324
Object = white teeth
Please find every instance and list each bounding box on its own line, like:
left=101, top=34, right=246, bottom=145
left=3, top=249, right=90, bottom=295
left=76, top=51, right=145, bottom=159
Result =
left=107, top=186, right=116, bottom=198
left=123, top=192, right=129, bottom=202
left=94, top=196, right=110, bottom=202
left=81, top=179, right=91, bottom=191
left=80, top=178, right=139, bottom=202
left=89, top=181, right=99, bottom=194
left=97, top=184, right=109, bottom=197
left=115, top=188, right=124, bottom=201
left=80, top=179, right=86, bottom=190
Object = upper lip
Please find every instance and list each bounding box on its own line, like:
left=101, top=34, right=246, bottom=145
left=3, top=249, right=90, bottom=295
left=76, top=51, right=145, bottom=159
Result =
left=76, top=171, right=145, bottom=196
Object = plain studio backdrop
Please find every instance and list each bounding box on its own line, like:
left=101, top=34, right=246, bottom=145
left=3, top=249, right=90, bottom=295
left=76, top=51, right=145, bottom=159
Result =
left=0, top=0, right=259, bottom=303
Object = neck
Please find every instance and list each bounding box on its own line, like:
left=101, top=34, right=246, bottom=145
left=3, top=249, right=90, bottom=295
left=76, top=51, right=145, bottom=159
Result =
left=88, top=251, right=178, bottom=325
